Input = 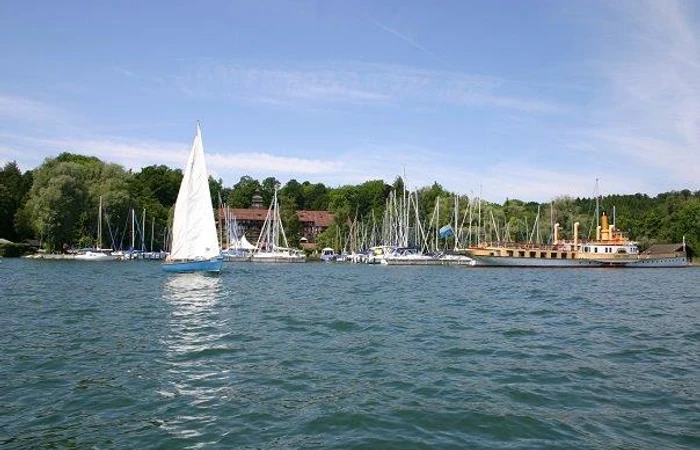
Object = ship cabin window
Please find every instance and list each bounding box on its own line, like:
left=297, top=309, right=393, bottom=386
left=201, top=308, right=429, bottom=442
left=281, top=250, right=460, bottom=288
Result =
left=489, top=252, right=495, bottom=256
left=594, top=247, right=598, bottom=253
left=540, top=252, right=547, bottom=258
left=529, top=251, right=536, bottom=258
left=617, top=248, right=627, bottom=254
left=518, top=250, right=525, bottom=257
left=507, top=250, right=514, bottom=257
left=561, top=252, right=567, bottom=259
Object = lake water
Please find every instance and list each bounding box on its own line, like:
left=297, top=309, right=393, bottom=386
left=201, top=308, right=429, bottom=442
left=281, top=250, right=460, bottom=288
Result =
left=1, top=259, right=698, bottom=449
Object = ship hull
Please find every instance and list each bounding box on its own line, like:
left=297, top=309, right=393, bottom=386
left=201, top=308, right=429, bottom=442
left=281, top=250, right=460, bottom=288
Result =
left=251, top=253, right=306, bottom=263
left=471, top=255, right=688, bottom=268
left=162, top=257, right=224, bottom=273
left=472, top=256, right=602, bottom=267
left=382, top=257, right=443, bottom=266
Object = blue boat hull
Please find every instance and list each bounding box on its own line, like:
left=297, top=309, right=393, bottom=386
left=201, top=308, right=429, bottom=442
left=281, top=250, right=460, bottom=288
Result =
left=162, top=257, right=224, bottom=273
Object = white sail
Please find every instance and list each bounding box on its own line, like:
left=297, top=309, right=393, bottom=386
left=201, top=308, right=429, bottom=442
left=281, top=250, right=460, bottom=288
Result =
left=169, top=123, right=220, bottom=260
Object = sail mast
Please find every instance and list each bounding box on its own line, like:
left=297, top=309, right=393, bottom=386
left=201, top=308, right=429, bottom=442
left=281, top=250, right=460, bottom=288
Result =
left=98, top=196, right=103, bottom=249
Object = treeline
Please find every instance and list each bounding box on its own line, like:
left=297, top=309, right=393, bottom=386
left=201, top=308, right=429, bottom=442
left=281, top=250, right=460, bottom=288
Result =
left=0, top=153, right=698, bottom=255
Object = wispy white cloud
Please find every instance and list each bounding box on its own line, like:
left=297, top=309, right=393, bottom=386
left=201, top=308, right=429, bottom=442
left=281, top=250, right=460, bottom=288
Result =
left=372, top=20, right=453, bottom=67
left=0, top=132, right=344, bottom=185
left=113, top=65, right=135, bottom=78
left=580, top=0, right=700, bottom=187
left=174, top=61, right=565, bottom=113
left=0, top=95, right=67, bottom=122
left=0, top=128, right=640, bottom=203
left=207, top=152, right=342, bottom=178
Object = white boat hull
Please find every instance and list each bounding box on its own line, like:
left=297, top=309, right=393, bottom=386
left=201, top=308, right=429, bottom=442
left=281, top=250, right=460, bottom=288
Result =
left=251, top=252, right=306, bottom=263
left=382, top=257, right=443, bottom=265
left=472, top=255, right=688, bottom=268
left=74, top=251, right=118, bottom=261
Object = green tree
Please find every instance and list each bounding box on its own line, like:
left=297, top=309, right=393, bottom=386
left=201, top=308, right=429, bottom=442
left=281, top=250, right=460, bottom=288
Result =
left=226, top=176, right=261, bottom=208
left=0, top=161, right=32, bottom=241
left=27, top=170, right=88, bottom=250
left=260, top=176, right=280, bottom=206
left=301, top=182, right=329, bottom=210
left=279, top=193, right=302, bottom=247
left=131, top=165, right=182, bottom=207
left=23, top=154, right=130, bottom=250
left=281, top=179, right=302, bottom=210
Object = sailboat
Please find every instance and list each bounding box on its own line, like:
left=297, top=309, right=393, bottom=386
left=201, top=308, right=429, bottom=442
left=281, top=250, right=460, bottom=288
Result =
left=75, top=196, right=118, bottom=261
left=162, top=123, right=223, bottom=273
left=221, top=210, right=255, bottom=261
left=251, top=186, right=306, bottom=263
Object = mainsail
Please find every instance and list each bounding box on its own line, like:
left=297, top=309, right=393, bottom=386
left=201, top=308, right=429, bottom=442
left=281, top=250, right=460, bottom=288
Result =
left=169, top=123, right=220, bottom=260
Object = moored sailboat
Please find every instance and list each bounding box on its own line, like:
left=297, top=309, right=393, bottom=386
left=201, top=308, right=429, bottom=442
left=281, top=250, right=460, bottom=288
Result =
left=75, top=196, right=118, bottom=261
left=251, top=186, right=306, bottom=263
left=162, top=123, right=223, bottom=273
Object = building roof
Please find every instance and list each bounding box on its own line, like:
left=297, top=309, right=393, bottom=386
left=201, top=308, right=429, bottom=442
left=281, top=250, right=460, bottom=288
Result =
left=222, top=208, right=334, bottom=227
left=642, top=243, right=686, bottom=255
left=297, top=210, right=334, bottom=227
left=229, top=208, right=269, bottom=221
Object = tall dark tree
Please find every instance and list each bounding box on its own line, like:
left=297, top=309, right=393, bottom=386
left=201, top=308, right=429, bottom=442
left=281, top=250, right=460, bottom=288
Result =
left=132, top=165, right=182, bottom=207
left=226, top=175, right=261, bottom=208
left=301, top=182, right=330, bottom=210
left=0, top=162, right=21, bottom=240
left=281, top=179, right=303, bottom=210
left=260, top=176, right=280, bottom=206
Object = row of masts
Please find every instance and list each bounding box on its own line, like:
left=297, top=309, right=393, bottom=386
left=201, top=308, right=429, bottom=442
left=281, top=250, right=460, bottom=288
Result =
left=213, top=179, right=611, bottom=255
left=94, top=196, right=167, bottom=254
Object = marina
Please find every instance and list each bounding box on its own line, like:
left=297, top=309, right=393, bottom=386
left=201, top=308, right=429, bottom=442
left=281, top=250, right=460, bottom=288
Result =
left=1, top=2, right=699, bottom=447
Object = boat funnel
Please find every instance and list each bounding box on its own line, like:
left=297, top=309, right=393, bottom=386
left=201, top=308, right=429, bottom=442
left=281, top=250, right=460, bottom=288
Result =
left=554, top=223, right=560, bottom=244
left=574, top=222, right=579, bottom=249
left=601, top=212, right=610, bottom=240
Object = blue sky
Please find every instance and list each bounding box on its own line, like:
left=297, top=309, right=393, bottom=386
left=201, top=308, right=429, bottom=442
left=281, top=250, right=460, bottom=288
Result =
left=1, top=0, right=698, bottom=202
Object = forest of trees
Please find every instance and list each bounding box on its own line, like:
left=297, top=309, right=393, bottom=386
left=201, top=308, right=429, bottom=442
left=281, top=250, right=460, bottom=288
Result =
left=0, top=153, right=698, bottom=257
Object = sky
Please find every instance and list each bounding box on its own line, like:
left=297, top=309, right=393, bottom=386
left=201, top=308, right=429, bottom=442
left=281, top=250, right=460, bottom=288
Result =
left=1, top=0, right=698, bottom=203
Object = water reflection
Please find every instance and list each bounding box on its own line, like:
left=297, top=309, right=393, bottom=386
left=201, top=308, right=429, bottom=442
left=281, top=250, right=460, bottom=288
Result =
left=163, top=273, right=222, bottom=309
left=160, top=274, right=229, bottom=442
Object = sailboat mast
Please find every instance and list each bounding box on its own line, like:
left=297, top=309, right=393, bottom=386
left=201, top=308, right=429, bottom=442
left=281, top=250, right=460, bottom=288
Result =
left=595, top=178, right=600, bottom=231
left=141, top=209, right=146, bottom=252
left=98, top=196, right=103, bottom=249
left=218, top=192, right=224, bottom=250
left=131, top=208, right=135, bottom=251
left=270, top=188, right=277, bottom=248
left=477, top=185, right=482, bottom=246
left=435, top=197, right=439, bottom=252
left=453, top=196, right=458, bottom=250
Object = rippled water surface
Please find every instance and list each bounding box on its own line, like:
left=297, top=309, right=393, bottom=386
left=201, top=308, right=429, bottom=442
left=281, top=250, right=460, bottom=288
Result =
left=1, top=259, right=699, bottom=449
